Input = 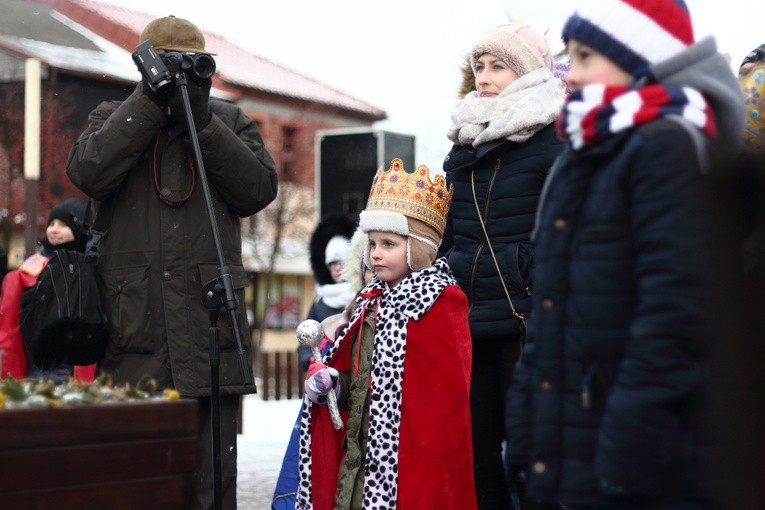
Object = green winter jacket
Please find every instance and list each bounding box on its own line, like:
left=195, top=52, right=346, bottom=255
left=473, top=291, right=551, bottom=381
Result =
left=334, top=311, right=374, bottom=509
left=66, top=85, right=277, bottom=396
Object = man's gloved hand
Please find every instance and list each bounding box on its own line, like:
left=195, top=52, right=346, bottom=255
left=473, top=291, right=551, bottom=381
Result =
left=141, top=79, right=170, bottom=112
left=168, top=75, right=211, bottom=131
left=304, top=362, right=340, bottom=405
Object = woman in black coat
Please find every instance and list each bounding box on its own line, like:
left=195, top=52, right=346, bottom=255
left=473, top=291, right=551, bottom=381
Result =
left=438, top=23, right=566, bottom=510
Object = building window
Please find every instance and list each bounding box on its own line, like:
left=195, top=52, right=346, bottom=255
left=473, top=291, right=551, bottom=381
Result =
left=255, top=273, right=301, bottom=330
left=279, top=125, right=299, bottom=182
left=282, top=126, right=297, bottom=152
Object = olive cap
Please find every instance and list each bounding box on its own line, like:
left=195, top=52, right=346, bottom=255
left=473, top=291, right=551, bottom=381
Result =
left=139, top=15, right=214, bottom=55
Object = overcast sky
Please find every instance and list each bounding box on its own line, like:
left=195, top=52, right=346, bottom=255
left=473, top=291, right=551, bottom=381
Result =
left=96, top=0, right=763, bottom=172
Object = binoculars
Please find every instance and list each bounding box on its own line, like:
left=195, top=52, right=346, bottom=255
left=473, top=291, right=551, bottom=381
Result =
left=132, top=40, right=216, bottom=92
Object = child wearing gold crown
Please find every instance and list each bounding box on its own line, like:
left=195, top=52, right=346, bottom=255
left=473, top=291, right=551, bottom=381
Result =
left=294, top=159, right=477, bottom=510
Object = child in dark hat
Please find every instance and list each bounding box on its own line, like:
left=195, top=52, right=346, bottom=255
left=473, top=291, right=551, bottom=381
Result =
left=0, top=198, right=91, bottom=382
left=505, top=1, right=743, bottom=509
left=41, top=199, right=89, bottom=254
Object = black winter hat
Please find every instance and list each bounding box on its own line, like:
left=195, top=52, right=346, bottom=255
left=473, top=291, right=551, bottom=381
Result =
left=47, top=199, right=89, bottom=247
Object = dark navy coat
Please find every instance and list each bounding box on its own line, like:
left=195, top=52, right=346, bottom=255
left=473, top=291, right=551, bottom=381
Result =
left=506, top=118, right=721, bottom=508
left=439, top=124, right=565, bottom=343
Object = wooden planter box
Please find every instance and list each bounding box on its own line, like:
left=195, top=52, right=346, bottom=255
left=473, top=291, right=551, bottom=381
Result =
left=0, top=398, right=198, bottom=510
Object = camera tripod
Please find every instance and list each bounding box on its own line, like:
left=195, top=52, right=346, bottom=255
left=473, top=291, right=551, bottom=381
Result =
left=173, top=71, right=253, bottom=510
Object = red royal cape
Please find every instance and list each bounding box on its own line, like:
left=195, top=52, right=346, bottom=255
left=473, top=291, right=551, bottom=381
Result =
left=308, top=285, right=477, bottom=509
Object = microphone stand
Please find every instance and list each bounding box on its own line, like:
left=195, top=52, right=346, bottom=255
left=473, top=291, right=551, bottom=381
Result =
left=174, top=71, right=253, bottom=510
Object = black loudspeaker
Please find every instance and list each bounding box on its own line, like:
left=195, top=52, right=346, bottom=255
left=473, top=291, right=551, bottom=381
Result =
left=316, top=129, right=416, bottom=222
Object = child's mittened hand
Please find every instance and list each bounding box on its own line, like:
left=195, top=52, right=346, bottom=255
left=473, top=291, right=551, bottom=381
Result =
left=304, top=362, right=340, bottom=404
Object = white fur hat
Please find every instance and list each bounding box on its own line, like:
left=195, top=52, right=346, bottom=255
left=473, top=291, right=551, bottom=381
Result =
left=359, top=213, right=441, bottom=272
left=324, top=235, right=350, bottom=266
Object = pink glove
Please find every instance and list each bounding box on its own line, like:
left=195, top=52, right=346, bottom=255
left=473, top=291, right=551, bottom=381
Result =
left=304, top=362, right=340, bottom=405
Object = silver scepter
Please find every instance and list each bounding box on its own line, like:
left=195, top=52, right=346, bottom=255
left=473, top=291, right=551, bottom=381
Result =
left=296, top=319, right=343, bottom=429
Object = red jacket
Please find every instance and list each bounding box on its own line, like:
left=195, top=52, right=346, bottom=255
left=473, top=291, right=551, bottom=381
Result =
left=0, top=254, right=47, bottom=378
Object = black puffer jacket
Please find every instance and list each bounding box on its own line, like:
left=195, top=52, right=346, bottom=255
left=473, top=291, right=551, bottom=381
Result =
left=438, top=124, right=564, bottom=342
left=506, top=37, right=743, bottom=509
left=507, top=119, right=723, bottom=509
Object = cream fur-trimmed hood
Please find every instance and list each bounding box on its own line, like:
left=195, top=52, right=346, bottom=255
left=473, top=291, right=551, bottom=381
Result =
left=341, top=228, right=368, bottom=293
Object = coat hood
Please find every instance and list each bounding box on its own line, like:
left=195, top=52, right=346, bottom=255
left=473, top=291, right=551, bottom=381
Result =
left=458, top=55, right=475, bottom=98
left=650, top=36, right=744, bottom=164
left=340, top=228, right=368, bottom=294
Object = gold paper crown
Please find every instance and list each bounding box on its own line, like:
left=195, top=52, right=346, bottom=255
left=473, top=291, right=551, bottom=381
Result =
left=364, top=158, right=453, bottom=236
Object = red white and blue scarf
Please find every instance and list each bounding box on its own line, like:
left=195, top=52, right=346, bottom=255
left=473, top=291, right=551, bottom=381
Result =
left=557, top=83, right=716, bottom=150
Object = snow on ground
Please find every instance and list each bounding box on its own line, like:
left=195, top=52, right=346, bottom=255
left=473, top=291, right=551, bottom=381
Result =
left=237, top=395, right=303, bottom=509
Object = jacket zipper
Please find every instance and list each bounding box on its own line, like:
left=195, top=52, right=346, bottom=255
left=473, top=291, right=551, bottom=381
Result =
left=468, top=157, right=501, bottom=311
left=514, top=242, right=528, bottom=296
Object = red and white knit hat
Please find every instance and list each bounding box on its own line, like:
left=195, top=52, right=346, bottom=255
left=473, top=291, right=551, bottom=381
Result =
left=562, top=0, right=695, bottom=79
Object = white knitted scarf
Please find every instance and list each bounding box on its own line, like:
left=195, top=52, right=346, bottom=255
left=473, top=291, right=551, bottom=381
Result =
left=447, top=67, right=566, bottom=147
left=314, top=281, right=356, bottom=309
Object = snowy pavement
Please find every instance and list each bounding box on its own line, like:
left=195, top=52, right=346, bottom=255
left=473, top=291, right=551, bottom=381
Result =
left=237, top=394, right=302, bottom=509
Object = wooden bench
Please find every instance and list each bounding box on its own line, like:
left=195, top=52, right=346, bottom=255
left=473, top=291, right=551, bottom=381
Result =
left=0, top=399, right=198, bottom=510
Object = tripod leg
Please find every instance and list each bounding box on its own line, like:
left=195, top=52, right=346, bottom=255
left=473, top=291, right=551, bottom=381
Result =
left=209, top=308, right=222, bottom=510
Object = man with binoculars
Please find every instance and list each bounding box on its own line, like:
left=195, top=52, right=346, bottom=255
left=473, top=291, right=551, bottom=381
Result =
left=66, top=15, right=278, bottom=510
left=131, top=18, right=218, bottom=133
